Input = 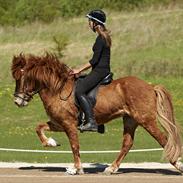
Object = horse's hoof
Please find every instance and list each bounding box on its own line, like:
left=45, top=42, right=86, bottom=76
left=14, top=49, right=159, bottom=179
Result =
left=103, top=167, right=112, bottom=175
left=103, top=166, right=118, bottom=175
left=174, top=161, right=183, bottom=173
left=45, top=137, right=59, bottom=147
left=77, top=168, right=84, bottom=175
left=66, top=167, right=84, bottom=175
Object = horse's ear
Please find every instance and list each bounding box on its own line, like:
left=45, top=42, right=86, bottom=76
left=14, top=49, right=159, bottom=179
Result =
left=11, top=53, right=27, bottom=79
left=12, top=55, right=19, bottom=68
left=11, top=55, right=20, bottom=79
left=19, top=52, right=24, bottom=57
left=12, top=53, right=23, bottom=60
left=12, top=55, right=17, bottom=61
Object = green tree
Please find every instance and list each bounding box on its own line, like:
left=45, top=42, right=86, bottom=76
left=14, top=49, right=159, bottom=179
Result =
left=14, top=0, right=61, bottom=24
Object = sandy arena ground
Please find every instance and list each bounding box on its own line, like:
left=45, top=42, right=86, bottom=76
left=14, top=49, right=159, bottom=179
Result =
left=0, top=163, right=182, bottom=183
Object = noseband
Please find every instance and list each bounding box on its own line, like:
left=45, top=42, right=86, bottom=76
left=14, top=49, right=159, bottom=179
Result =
left=14, top=88, right=42, bottom=102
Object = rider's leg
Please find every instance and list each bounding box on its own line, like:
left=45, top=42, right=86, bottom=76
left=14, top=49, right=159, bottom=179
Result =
left=75, top=70, right=107, bottom=132
left=76, top=94, right=98, bottom=132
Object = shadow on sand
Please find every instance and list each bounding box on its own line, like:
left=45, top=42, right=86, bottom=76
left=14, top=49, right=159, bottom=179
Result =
left=19, top=163, right=182, bottom=175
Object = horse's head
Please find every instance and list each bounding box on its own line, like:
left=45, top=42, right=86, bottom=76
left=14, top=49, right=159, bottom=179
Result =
left=11, top=54, right=42, bottom=107
left=12, top=53, right=70, bottom=107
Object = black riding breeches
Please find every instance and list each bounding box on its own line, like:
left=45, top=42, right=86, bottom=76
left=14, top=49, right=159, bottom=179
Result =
left=75, top=70, right=108, bottom=99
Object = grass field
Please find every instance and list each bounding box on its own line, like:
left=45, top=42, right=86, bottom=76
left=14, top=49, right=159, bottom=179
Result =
left=0, top=7, right=183, bottom=164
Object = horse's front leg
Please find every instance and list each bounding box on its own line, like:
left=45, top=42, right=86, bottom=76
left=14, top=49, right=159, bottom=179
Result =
left=64, top=121, right=84, bottom=175
left=36, top=121, right=63, bottom=147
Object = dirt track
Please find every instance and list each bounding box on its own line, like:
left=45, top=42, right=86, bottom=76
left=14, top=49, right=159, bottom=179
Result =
left=0, top=165, right=183, bottom=183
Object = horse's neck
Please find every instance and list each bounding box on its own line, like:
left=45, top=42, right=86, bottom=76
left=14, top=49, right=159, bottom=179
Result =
left=38, top=78, right=75, bottom=105
left=38, top=88, right=54, bottom=106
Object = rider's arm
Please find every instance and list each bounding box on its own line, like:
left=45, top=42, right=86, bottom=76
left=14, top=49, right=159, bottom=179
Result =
left=77, top=62, right=92, bottom=73
left=70, top=36, right=104, bottom=75
left=70, top=62, right=91, bottom=75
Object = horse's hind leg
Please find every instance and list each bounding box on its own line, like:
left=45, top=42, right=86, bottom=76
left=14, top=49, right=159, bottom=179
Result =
left=104, top=115, right=138, bottom=174
left=141, top=121, right=167, bottom=150
left=141, top=121, right=183, bottom=172
left=36, top=121, right=63, bottom=147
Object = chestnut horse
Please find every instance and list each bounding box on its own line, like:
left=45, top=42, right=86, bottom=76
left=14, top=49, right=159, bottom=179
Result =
left=11, top=53, right=183, bottom=175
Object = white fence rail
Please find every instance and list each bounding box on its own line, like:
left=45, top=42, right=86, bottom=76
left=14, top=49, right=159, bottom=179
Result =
left=0, top=147, right=163, bottom=154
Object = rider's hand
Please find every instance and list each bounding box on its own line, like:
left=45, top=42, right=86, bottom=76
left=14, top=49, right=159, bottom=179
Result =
left=69, top=69, right=81, bottom=77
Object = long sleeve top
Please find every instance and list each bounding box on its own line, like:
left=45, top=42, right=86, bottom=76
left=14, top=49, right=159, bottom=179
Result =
left=89, top=35, right=110, bottom=74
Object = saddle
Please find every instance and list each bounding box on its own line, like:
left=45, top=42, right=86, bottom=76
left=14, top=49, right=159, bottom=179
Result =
left=75, top=72, right=113, bottom=134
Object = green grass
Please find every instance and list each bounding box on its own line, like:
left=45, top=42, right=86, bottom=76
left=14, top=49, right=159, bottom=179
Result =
left=0, top=77, right=182, bottom=163
left=0, top=7, right=183, bottom=163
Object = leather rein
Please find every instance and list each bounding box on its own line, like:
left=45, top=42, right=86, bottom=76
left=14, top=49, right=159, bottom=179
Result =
left=14, top=67, right=75, bottom=102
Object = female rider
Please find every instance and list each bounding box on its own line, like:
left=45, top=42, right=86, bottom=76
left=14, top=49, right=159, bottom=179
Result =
left=70, top=9, right=112, bottom=132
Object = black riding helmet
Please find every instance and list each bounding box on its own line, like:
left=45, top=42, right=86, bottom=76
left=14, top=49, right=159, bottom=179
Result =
left=86, top=9, right=106, bottom=25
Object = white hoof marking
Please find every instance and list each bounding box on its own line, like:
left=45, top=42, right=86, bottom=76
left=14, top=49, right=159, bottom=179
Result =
left=175, top=161, right=183, bottom=172
left=104, top=166, right=118, bottom=175
left=66, top=167, right=84, bottom=175
left=46, top=137, right=58, bottom=147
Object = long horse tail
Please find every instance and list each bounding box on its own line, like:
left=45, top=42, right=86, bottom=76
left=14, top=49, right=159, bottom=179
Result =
left=154, top=85, right=182, bottom=163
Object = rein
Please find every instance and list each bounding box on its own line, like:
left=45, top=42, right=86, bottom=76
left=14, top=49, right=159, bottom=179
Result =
left=59, top=64, right=75, bottom=101
left=59, top=75, right=75, bottom=101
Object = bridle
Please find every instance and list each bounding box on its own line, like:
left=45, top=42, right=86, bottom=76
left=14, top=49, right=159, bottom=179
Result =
left=14, top=69, right=42, bottom=103
left=14, top=66, right=75, bottom=103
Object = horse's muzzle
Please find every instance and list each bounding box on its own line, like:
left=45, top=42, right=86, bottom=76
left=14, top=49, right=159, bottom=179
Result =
left=14, top=93, right=29, bottom=107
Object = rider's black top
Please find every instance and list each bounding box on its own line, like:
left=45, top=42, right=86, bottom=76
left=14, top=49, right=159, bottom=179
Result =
left=75, top=34, right=111, bottom=101
left=89, top=35, right=110, bottom=74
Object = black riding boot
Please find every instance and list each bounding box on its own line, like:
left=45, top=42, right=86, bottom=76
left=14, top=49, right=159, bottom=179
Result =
left=77, top=95, right=98, bottom=132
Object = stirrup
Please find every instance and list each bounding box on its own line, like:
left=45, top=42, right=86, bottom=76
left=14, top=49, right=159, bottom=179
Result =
left=79, top=123, right=98, bottom=132
left=77, top=123, right=85, bottom=133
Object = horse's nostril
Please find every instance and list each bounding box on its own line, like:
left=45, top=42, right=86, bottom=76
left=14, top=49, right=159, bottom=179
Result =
left=14, top=101, right=19, bottom=106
